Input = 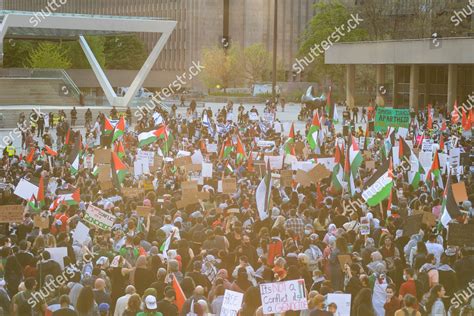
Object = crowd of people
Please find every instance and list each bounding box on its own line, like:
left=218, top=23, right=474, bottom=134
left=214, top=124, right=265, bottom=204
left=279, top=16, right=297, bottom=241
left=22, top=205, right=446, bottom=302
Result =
left=0, top=97, right=473, bottom=316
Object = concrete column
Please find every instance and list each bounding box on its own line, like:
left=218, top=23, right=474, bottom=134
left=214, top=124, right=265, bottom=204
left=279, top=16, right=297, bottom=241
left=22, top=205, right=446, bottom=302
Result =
left=424, top=65, right=430, bottom=107
left=409, top=64, right=420, bottom=111
left=447, top=64, right=458, bottom=112
left=346, top=64, right=355, bottom=108
left=376, top=64, right=385, bottom=106
left=393, top=65, right=398, bottom=108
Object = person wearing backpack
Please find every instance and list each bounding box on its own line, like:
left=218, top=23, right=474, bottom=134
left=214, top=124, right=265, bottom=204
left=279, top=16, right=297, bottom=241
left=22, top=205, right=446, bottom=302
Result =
left=12, top=277, right=46, bottom=316
left=394, top=294, right=421, bottom=316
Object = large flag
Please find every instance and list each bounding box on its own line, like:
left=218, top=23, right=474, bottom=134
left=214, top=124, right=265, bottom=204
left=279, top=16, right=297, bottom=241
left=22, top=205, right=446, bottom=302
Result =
left=307, top=111, right=321, bottom=151
left=114, top=141, right=125, bottom=160
left=235, top=135, right=246, bottom=165
left=256, top=161, right=273, bottom=220
left=362, top=159, right=394, bottom=206
left=440, top=174, right=462, bottom=228
left=111, top=152, right=127, bottom=189
left=398, top=137, right=411, bottom=161
left=344, top=134, right=363, bottom=196
left=138, top=125, right=168, bottom=147
left=219, top=137, right=234, bottom=160
left=103, top=117, right=115, bottom=135
left=28, top=176, right=45, bottom=212
left=284, top=123, right=296, bottom=155
left=430, top=150, right=443, bottom=189
left=172, top=274, right=186, bottom=312
left=331, top=143, right=344, bottom=192
left=58, top=188, right=81, bottom=206
left=111, top=116, right=125, bottom=144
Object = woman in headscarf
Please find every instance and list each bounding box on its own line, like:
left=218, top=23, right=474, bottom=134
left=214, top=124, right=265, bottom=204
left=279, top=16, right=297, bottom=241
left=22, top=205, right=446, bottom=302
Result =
left=130, top=255, right=154, bottom=296
left=323, top=223, right=337, bottom=244
left=328, top=236, right=347, bottom=291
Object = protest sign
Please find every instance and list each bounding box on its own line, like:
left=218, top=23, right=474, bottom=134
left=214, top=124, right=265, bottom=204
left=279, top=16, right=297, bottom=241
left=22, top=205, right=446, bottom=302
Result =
left=308, top=164, right=331, bottom=182
left=73, top=222, right=90, bottom=245
left=137, top=150, right=155, bottom=166
left=202, top=162, right=213, bottom=178
left=452, top=182, right=468, bottom=203
left=182, top=181, right=198, bottom=193
left=291, top=161, right=315, bottom=172
left=280, top=170, right=293, bottom=187
left=0, top=205, right=24, bottom=223
left=84, top=155, right=94, bottom=169
left=98, top=164, right=111, bottom=182
left=94, top=149, right=110, bottom=164
left=122, top=187, right=144, bottom=199
left=374, top=107, right=410, bottom=132
left=185, top=164, right=202, bottom=172
left=295, top=170, right=312, bottom=187
left=206, top=143, right=218, bottom=153
left=84, top=204, right=116, bottom=231
left=45, top=247, right=68, bottom=269
left=326, top=293, right=352, bottom=316
left=447, top=223, right=474, bottom=247
left=422, top=139, right=434, bottom=152
left=260, top=279, right=308, bottom=314
left=174, top=156, right=192, bottom=167
left=222, top=178, right=237, bottom=193
left=402, top=214, right=423, bottom=236
left=99, top=181, right=114, bottom=191
left=150, top=156, right=163, bottom=172
left=262, top=112, right=274, bottom=123
left=418, top=151, right=433, bottom=173
left=191, top=150, right=204, bottom=165
left=359, top=217, right=370, bottom=235
left=14, top=178, right=38, bottom=201
left=221, top=290, right=244, bottom=316
left=413, top=210, right=437, bottom=227
left=316, top=157, right=336, bottom=172
left=264, top=155, right=284, bottom=170
left=294, top=142, right=305, bottom=155
left=33, top=215, right=49, bottom=229
left=257, top=140, right=275, bottom=148
left=136, top=206, right=153, bottom=217
left=337, top=254, right=352, bottom=271
left=134, top=160, right=149, bottom=177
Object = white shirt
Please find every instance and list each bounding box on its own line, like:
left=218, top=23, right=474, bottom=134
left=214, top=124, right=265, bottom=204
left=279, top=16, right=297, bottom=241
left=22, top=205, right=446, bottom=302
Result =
left=114, top=293, right=131, bottom=316
left=425, top=241, right=444, bottom=265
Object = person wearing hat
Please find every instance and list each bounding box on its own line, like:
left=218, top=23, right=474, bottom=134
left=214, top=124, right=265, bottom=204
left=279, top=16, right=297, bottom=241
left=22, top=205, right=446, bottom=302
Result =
left=136, top=295, right=162, bottom=316
left=98, top=302, right=110, bottom=316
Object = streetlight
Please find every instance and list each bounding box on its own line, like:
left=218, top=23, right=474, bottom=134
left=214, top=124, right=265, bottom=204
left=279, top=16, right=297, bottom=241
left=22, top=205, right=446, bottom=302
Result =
left=272, top=0, right=278, bottom=102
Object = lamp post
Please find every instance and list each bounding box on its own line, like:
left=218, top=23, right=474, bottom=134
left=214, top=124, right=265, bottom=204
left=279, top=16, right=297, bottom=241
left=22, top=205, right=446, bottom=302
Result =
left=272, top=0, right=278, bottom=102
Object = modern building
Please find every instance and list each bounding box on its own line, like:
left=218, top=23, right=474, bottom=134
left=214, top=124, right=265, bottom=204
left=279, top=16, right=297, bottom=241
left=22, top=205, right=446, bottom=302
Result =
left=325, top=37, right=474, bottom=111
left=3, top=0, right=319, bottom=89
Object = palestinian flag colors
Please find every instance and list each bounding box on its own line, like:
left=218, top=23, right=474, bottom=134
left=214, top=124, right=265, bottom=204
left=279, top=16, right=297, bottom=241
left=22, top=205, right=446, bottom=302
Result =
left=427, top=104, right=433, bottom=129
left=28, top=176, right=45, bottom=212
left=44, top=145, right=58, bottom=156
left=64, top=128, right=71, bottom=146
left=362, top=158, right=394, bottom=206
left=256, top=160, right=273, bottom=221
left=430, top=150, right=443, bottom=189
left=111, top=152, right=127, bottom=189
left=284, top=123, right=296, bottom=155
left=330, top=143, right=344, bottom=192
left=235, top=136, right=246, bottom=165
left=219, top=137, right=234, bottom=160
left=25, top=147, right=35, bottom=165
left=172, top=274, right=186, bottom=312
left=344, top=135, right=363, bottom=196
left=70, top=153, right=80, bottom=175
left=440, top=174, right=463, bottom=228
left=58, top=188, right=81, bottom=206
left=307, top=111, right=321, bottom=151
left=138, top=125, right=168, bottom=148
left=111, top=116, right=126, bottom=143
left=462, top=108, right=471, bottom=131
left=114, top=141, right=125, bottom=160
left=103, top=117, right=115, bottom=135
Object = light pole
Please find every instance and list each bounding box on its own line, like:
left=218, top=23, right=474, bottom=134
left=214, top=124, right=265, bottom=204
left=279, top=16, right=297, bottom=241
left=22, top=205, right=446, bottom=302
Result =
left=272, top=0, right=278, bottom=102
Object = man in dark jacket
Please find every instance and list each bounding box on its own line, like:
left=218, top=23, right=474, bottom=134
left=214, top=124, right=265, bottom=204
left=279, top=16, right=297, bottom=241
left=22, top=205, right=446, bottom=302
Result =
left=37, top=250, right=62, bottom=288
left=453, top=248, right=474, bottom=289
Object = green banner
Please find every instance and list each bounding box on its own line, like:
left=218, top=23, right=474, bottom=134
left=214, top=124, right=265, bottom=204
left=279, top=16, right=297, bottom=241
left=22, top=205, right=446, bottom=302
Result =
left=374, top=107, right=410, bottom=132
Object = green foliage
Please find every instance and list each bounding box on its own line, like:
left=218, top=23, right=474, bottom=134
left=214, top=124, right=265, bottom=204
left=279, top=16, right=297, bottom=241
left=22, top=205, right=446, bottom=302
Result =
left=201, top=46, right=243, bottom=90
left=241, top=43, right=272, bottom=82
left=67, top=36, right=106, bottom=69
left=104, top=35, right=148, bottom=70
left=27, top=42, right=72, bottom=69
left=2, top=40, right=34, bottom=68
left=298, top=1, right=368, bottom=85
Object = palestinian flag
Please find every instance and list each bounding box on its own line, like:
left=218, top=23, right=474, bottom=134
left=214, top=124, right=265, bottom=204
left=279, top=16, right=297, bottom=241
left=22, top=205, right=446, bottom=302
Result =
left=138, top=125, right=168, bottom=147
left=161, top=131, right=174, bottom=155
left=114, top=141, right=125, bottom=160
left=256, top=160, right=273, bottom=220
left=431, top=151, right=442, bottom=184
left=462, top=108, right=471, bottom=131
left=408, top=156, right=424, bottom=190
left=235, top=136, right=246, bottom=165
left=427, top=104, right=433, bottom=129
left=111, top=116, right=126, bottom=143
left=382, top=127, right=395, bottom=159
left=92, top=165, right=99, bottom=177
left=451, top=101, right=459, bottom=124
left=160, top=228, right=176, bottom=257
left=111, top=152, right=127, bottom=189
left=331, top=143, right=344, bottom=192
left=70, top=153, right=80, bottom=175
left=58, top=188, right=81, bottom=206
left=49, top=197, right=62, bottom=213
left=362, top=158, right=394, bottom=206
left=398, top=137, right=412, bottom=160
left=172, top=274, right=186, bottom=312
left=64, top=128, right=71, bottom=146
left=219, top=137, right=234, bottom=159
left=44, top=145, right=58, bottom=156
left=25, top=147, right=35, bottom=165
left=387, top=185, right=399, bottom=216
left=440, top=119, right=447, bottom=131
left=345, top=134, right=363, bottom=180
left=103, top=117, right=114, bottom=135
left=307, top=111, right=321, bottom=151
left=440, top=174, right=462, bottom=228
left=284, top=123, right=296, bottom=155
left=28, top=176, right=45, bottom=212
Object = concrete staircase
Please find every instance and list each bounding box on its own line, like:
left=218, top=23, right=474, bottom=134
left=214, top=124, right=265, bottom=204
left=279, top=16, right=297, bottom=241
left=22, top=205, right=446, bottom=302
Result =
left=0, top=78, right=79, bottom=106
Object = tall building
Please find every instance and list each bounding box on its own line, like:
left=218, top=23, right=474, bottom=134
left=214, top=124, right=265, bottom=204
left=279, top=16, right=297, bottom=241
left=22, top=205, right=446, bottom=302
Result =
left=4, top=0, right=318, bottom=82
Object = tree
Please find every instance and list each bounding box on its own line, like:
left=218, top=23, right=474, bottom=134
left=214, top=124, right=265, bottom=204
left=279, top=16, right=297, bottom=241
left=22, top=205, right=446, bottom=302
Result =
left=298, top=1, right=368, bottom=90
left=241, top=43, right=272, bottom=83
left=2, top=40, right=34, bottom=68
left=67, top=36, right=106, bottom=69
left=201, top=46, right=242, bottom=91
left=27, top=42, right=71, bottom=69
left=104, top=35, right=148, bottom=70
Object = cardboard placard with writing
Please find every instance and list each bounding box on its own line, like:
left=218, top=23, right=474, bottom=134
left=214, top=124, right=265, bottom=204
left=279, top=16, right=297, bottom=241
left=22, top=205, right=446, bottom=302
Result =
left=362, top=151, right=372, bottom=160
left=365, top=161, right=375, bottom=170
left=222, top=178, right=237, bottom=193
left=150, top=156, right=163, bottom=172
left=196, top=191, right=210, bottom=200
left=337, top=254, right=353, bottom=271
left=34, top=216, right=50, bottom=229
left=182, top=181, right=198, bottom=193
left=185, top=164, right=202, bottom=172
left=447, top=223, right=474, bottom=247
left=295, top=170, right=312, bottom=187
left=452, top=182, right=468, bottom=203
left=0, top=205, right=24, bottom=223
left=174, top=156, right=192, bottom=167
left=413, top=210, right=437, bottom=227
left=122, top=187, right=144, bottom=199
left=280, top=170, right=293, bottom=187
left=402, top=214, right=423, bottom=236
left=94, top=149, right=110, bottom=164
left=98, top=164, right=111, bottom=183
left=308, top=164, right=331, bottom=183
left=136, top=206, right=153, bottom=217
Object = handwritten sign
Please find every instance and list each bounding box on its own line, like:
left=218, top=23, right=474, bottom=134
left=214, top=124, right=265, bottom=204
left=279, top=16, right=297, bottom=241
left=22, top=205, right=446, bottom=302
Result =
left=0, top=205, right=24, bottom=223
left=221, top=290, right=244, bottom=316
left=33, top=215, right=49, bottom=229
left=94, top=149, right=110, bottom=164
left=84, top=204, right=116, bottom=231
left=136, top=206, right=153, bottom=217
left=259, top=279, right=308, bottom=314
